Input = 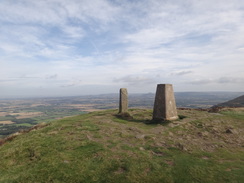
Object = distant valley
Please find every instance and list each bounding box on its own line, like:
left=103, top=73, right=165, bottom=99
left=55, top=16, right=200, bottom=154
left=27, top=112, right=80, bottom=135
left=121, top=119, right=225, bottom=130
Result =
left=0, top=92, right=243, bottom=138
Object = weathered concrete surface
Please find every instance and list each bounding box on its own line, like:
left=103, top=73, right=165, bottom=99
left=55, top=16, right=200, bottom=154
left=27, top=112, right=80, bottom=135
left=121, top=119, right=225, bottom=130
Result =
left=153, top=84, right=178, bottom=121
left=119, top=88, right=128, bottom=113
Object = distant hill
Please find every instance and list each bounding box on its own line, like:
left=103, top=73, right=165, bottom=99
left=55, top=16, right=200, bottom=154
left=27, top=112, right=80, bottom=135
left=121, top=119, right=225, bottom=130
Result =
left=212, top=95, right=244, bottom=108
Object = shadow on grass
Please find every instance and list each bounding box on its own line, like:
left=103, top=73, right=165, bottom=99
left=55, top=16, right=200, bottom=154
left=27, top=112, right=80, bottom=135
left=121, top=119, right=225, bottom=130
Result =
left=114, top=112, right=172, bottom=126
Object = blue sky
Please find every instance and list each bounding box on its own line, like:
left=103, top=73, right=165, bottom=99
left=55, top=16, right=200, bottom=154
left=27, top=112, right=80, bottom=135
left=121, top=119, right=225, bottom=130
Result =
left=0, top=0, right=244, bottom=98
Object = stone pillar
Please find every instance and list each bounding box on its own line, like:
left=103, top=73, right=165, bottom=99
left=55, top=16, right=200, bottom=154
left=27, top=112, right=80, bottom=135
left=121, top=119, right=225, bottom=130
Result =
left=119, top=88, right=128, bottom=113
left=153, top=84, right=178, bottom=121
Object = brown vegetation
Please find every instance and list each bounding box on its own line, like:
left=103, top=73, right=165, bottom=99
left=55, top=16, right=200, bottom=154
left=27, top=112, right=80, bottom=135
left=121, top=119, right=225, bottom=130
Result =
left=0, top=121, right=15, bottom=124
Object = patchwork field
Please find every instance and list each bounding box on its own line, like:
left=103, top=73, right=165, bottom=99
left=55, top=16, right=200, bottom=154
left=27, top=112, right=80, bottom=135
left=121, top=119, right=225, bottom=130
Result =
left=0, top=99, right=88, bottom=138
left=0, top=121, right=15, bottom=125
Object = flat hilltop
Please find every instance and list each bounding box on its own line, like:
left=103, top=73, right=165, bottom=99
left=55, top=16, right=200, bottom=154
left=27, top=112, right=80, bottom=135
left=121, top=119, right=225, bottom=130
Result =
left=0, top=108, right=243, bottom=183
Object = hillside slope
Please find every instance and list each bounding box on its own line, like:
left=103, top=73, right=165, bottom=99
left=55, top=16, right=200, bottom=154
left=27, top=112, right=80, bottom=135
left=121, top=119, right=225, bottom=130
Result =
left=213, top=95, right=244, bottom=108
left=0, top=109, right=243, bottom=183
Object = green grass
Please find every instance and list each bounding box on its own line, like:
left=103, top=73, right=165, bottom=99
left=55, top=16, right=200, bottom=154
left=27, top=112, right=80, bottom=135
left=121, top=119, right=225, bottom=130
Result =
left=0, top=116, right=16, bottom=121
left=15, top=123, right=33, bottom=127
left=221, top=110, right=244, bottom=120
left=0, top=109, right=243, bottom=182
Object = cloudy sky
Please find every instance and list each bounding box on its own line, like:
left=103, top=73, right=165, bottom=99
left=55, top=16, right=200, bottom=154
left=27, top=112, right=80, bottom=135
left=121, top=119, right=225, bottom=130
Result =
left=1, top=0, right=244, bottom=98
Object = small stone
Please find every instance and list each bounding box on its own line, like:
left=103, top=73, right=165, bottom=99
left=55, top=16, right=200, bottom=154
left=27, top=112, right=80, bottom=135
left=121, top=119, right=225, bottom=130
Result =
left=168, top=132, right=174, bottom=136
left=177, top=143, right=186, bottom=151
left=139, top=147, right=145, bottom=150
left=63, top=160, right=69, bottom=164
left=136, top=134, right=145, bottom=139
left=226, top=129, right=232, bottom=133
left=225, top=128, right=237, bottom=134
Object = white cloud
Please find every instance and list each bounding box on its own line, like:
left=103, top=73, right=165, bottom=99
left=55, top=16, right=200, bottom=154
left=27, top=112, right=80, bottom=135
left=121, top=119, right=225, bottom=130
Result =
left=124, top=28, right=176, bottom=47
left=189, top=77, right=244, bottom=85
left=171, top=71, right=193, bottom=76
left=218, top=77, right=244, bottom=84
left=114, top=75, right=156, bottom=86
left=46, top=74, right=58, bottom=80
left=0, top=0, right=244, bottom=97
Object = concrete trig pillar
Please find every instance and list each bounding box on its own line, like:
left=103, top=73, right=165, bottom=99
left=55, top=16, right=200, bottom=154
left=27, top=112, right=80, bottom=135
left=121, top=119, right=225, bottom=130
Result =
left=153, top=84, right=178, bottom=121
left=119, top=88, right=128, bottom=113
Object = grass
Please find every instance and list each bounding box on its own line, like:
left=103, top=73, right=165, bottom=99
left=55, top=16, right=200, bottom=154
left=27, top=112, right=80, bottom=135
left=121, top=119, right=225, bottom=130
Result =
left=0, top=109, right=243, bottom=182
left=221, top=110, right=244, bottom=120
left=0, top=116, right=16, bottom=121
left=15, top=123, right=33, bottom=127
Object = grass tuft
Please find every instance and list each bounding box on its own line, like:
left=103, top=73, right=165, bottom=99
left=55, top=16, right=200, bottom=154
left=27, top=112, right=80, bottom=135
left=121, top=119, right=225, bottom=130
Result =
left=178, top=114, right=187, bottom=119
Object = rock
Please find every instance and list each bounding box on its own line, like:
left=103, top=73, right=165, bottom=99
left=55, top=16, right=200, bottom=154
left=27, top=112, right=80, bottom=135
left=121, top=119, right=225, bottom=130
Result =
left=139, top=147, right=145, bottom=150
left=198, top=131, right=209, bottom=137
left=63, top=160, right=70, bottom=164
left=176, top=143, right=187, bottom=151
left=168, top=132, right=174, bottom=136
left=136, top=134, right=145, bottom=139
left=225, top=128, right=238, bottom=134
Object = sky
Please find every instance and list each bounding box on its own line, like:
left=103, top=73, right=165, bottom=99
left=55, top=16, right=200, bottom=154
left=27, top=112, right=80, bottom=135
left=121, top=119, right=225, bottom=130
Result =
left=0, top=0, right=244, bottom=98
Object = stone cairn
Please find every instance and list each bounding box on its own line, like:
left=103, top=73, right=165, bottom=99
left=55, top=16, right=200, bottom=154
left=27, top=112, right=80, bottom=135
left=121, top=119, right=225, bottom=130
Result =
left=153, top=84, right=178, bottom=121
left=119, top=88, right=128, bottom=113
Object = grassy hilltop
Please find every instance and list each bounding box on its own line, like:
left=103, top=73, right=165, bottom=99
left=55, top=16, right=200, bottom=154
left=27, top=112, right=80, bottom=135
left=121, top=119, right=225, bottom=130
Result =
left=0, top=108, right=243, bottom=183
